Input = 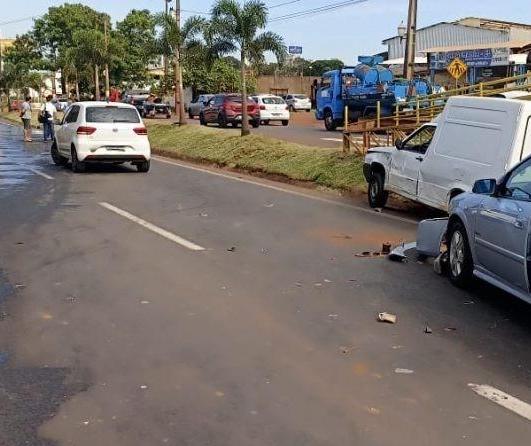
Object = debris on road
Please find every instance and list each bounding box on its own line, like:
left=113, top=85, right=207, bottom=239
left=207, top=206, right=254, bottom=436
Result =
left=433, top=252, right=448, bottom=275
left=199, top=211, right=208, bottom=217
left=324, top=279, right=332, bottom=283
left=339, top=346, right=351, bottom=355
left=140, top=300, right=150, bottom=305
left=381, top=242, right=392, bottom=255
left=377, top=312, right=397, bottom=324
left=388, top=242, right=417, bottom=262
left=314, top=283, right=323, bottom=287
left=328, top=313, right=339, bottom=321
left=444, top=327, right=457, bottom=332
left=264, top=202, right=275, bottom=208
left=14, top=284, right=25, bottom=289
left=295, top=282, right=302, bottom=287
left=395, top=368, right=414, bottom=374
left=227, top=247, right=236, bottom=252
left=424, top=325, right=433, bottom=334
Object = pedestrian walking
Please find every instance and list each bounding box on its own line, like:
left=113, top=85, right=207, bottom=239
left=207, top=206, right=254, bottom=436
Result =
left=41, top=95, right=57, bottom=142
left=20, top=96, right=33, bottom=142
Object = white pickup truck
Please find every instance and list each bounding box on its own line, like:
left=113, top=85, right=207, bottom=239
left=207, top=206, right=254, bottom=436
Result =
left=363, top=96, right=531, bottom=211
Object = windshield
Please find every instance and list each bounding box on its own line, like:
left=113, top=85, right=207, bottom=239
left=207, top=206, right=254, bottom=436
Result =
left=294, top=95, right=308, bottom=100
left=262, top=97, right=285, bottom=105
left=86, top=106, right=140, bottom=123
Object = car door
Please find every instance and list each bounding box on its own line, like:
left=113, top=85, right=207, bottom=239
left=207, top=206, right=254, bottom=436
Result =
left=388, top=125, right=436, bottom=197
left=474, top=158, right=531, bottom=293
left=57, top=105, right=80, bottom=155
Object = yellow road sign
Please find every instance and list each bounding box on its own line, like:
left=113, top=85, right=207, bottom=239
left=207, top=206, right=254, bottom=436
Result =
left=447, top=58, right=467, bottom=80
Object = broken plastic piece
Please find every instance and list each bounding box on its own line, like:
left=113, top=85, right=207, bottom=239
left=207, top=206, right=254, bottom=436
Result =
left=388, top=242, right=417, bottom=262
left=417, top=218, right=448, bottom=257
left=377, top=312, right=397, bottom=324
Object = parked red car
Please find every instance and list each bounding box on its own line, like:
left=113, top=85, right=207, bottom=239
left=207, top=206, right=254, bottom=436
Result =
left=200, top=94, right=260, bottom=128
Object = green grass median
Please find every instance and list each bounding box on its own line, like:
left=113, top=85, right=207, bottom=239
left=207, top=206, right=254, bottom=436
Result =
left=148, top=124, right=365, bottom=191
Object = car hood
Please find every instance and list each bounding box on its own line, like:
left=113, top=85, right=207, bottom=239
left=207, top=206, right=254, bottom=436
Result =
left=367, top=146, right=395, bottom=155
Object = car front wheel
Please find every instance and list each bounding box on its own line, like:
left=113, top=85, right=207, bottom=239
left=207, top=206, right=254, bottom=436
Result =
left=282, top=120, right=289, bottom=126
left=324, top=110, right=337, bottom=131
left=368, top=172, right=388, bottom=208
left=448, top=221, right=473, bottom=287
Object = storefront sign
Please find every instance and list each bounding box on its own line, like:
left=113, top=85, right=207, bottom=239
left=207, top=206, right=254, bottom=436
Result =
left=430, top=47, right=510, bottom=70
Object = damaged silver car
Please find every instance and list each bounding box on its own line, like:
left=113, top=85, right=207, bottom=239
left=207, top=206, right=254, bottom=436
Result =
left=423, top=156, right=531, bottom=304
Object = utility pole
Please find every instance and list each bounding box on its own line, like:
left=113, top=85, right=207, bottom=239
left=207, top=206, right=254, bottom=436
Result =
left=174, top=0, right=186, bottom=125
left=163, top=0, right=170, bottom=95
left=104, top=18, right=110, bottom=100
left=403, top=0, right=417, bottom=80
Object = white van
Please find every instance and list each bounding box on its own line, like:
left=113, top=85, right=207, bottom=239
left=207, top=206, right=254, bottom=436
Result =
left=363, top=96, right=531, bottom=211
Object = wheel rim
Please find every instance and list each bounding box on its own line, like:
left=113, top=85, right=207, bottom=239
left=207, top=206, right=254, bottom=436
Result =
left=325, top=113, right=332, bottom=127
left=450, top=230, right=465, bottom=277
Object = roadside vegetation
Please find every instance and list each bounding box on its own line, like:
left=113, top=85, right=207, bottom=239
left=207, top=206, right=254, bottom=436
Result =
left=147, top=123, right=365, bottom=190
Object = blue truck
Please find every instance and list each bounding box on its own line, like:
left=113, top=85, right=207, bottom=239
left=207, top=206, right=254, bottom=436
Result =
left=315, top=57, right=396, bottom=131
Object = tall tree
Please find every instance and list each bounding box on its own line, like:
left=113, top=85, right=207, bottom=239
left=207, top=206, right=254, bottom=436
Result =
left=32, top=4, right=109, bottom=91
left=211, top=0, right=286, bottom=136
left=116, top=10, right=158, bottom=86
left=156, top=13, right=206, bottom=124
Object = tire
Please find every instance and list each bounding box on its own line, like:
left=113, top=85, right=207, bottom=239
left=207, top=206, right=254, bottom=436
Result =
left=230, top=122, right=238, bottom=128
left=218, top=113, right=228, bottom=128
left=368, top=172, right=388, bottom=208
left=136, top=160, right=150, bottom=173
left=306, top=109, right=311, bottom=112
left=282, top=120, right=289, bottom=127
left=51, top=140, right=68, bottom=166
left=263, top=120, right=270, bottom=126
left=71, top=147, right=85, bottom=173
left=251, top=119, right=260, bottom=128
left=199, top=113, right=206, bottom=126
left=447, top=221, right=473, bottom=288
left=324, top=109, right=337, bottom=131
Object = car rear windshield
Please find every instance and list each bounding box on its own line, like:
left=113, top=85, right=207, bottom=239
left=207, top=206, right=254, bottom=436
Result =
left=294, top=95, right=308, bottom=99
left=262, top=97, right=285, bottom=104
left=86, top=106, right=140, bottom=123
left=226, top=95, right=254, bottom=103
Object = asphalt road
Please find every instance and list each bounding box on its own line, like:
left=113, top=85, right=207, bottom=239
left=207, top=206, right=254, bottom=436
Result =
left=1, top=121, right=530, bottom=445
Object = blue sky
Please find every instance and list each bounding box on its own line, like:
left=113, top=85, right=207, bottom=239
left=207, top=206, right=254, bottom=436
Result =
left=1, top=0, right=530, bottom=62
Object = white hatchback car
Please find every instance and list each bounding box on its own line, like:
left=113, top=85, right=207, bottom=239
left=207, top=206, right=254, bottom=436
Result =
left=51, top=102, right=151, bottom=173
left=285, top=94, right=311, bottom=112
left=252, top=95, right=290, bottom=126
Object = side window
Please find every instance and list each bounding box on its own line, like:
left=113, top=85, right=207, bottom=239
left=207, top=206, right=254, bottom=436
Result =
left=65, top=106, right=80, bottom=123
left=402, top=126, right=436, bottom=154
left=214, top=96, right=224, bottom=106
left=503, top=159, right=531, bottom=201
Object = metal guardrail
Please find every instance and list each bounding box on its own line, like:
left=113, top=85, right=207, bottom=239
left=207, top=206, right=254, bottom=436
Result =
left=343, top=72, right=531, bottom=154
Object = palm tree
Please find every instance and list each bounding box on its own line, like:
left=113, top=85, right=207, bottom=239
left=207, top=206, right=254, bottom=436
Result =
left=156, top=13, right=206, bottom=125
left=211, top=0, right=286, bottom=136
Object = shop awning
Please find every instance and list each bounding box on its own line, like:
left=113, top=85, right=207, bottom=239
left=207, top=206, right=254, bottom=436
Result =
left=421, top=40, right=531, bottom=53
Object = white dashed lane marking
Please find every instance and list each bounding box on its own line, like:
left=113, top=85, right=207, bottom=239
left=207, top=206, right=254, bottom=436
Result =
left=469, top=383, right=531, bottom=422
left=99, top=202, right=205, bottom=251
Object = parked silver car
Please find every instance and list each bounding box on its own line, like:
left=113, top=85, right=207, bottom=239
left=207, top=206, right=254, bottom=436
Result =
left=448, top=156, right=531, bottom=304
left=188, top=94, right=214, bottom=119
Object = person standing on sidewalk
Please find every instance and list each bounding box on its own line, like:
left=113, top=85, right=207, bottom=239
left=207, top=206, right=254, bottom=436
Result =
left=42, top=95, right=57, bottom=142
left=20, top=96, right=33, bottom=142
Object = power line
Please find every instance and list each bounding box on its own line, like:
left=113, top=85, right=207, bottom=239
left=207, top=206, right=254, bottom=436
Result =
left=270, top=0, right=368, bottom=22
left=269, top=0, right=302, bottom=8
left=0, top=16, right=38, bottom=27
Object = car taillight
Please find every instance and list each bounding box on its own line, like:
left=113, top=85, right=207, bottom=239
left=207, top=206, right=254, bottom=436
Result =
left=260, top=105, right=266, bottom=110
left=76, top=126, right=96, bottom=135
left=133, top=127, right=148, bottom=135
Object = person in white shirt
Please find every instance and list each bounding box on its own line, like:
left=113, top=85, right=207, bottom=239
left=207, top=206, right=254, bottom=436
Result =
left=42, top=95, right=57, bottom=142
left=20, top=96, right=33, bottom=142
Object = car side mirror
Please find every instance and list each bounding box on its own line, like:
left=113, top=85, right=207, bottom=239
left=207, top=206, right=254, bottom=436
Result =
left=394, top=138, right=403, bottom=149
left=472, top=178, right=497, bottom=195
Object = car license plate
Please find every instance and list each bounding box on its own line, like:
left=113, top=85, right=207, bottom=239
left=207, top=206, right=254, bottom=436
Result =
left=272, top=113, right=281, bottom=116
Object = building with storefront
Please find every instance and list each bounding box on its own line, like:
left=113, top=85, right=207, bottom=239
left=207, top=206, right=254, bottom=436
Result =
left=382, top=18, right=531, bottom=85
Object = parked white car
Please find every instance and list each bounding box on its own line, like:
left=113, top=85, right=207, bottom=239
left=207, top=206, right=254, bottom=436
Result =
left=364, top=96, right=531, bottom=211
left=51, top=102, right=151, bottom=173
left=285, top=94, right=311, bottom=112
left=252, top=94, right=290, bottom=126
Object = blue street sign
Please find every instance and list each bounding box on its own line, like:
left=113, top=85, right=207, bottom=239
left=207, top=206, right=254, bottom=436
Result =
left=288, top=46, right=303, bottom=55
